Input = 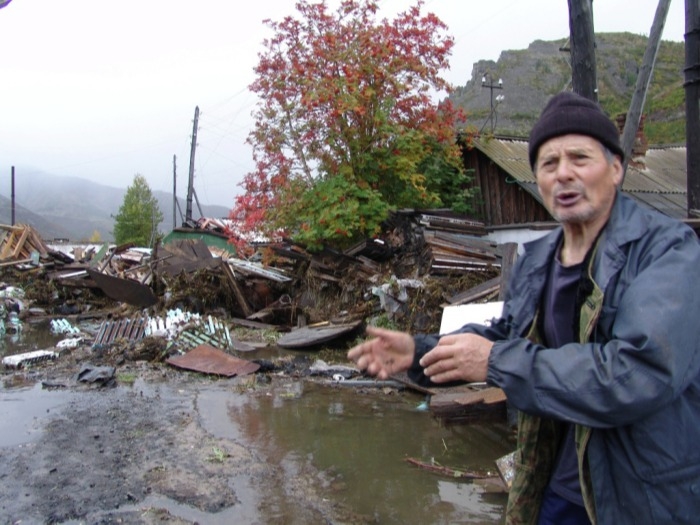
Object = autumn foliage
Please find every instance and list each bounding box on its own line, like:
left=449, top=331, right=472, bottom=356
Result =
left=230, top=0, right=472, bottom=252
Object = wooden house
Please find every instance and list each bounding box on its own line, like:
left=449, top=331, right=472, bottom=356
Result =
left=460, top=134, right=699, bottom=235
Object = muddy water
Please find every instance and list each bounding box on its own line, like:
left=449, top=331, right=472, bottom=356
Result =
left=200, top=379, right=512, bottom=524
left=1, top=322, right=513, bottom=524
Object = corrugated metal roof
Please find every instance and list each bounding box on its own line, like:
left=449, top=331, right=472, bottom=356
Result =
left=472, top=138, right=689, bottom=220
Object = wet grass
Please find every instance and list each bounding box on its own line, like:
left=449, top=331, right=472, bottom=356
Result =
left=117, top=372, right=138, bottom=385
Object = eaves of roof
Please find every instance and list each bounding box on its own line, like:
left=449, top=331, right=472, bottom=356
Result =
left=471, top=137, right=689, bottom=220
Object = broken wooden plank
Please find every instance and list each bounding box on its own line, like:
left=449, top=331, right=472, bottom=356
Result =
left=0, top=227, right=21, bottom=259
left=276, top=320, right=363, bottom=349
left=424, top=233, right=498, bottom=261
left=221, top=261, right=254, bottom=318
left=388, top=371, right=438, bottom=395
left=419, top=214, right=487, bottom=235
left=230, top=317, right=285, bottom=331
left=429, top=386, right=507, bottom=423
left=0, top=257, right=33, bottom=268
left=404, top=457, right=494, bottom=480
left=27, top=229, right=49, bottom=257
left=444, top=276, right=502, bottom=306
left=0, top=224, right=50, bottom=262
left=428, top=253, right=498, bottom=272
left=230, top=338, right=269, bottom=352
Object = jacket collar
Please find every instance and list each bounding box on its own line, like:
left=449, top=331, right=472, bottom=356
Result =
left=521, top=190, right=645, bottom=288
left=602, top=191, right=649, bottom=247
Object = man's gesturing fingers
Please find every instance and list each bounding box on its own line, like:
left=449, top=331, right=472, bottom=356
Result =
left=419, top=333, right=492, bottom=384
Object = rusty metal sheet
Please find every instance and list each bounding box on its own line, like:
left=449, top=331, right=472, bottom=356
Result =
left=166, top=344, right=260, bottom=377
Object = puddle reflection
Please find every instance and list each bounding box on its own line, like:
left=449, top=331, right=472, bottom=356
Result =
left=200, top=379, right=511, bottom=524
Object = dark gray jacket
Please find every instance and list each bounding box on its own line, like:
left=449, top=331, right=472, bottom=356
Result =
left=412, top=192, right=700, bottom=524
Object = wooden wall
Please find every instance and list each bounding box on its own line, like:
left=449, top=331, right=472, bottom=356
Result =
left=461, top=148, right=552, bottom=226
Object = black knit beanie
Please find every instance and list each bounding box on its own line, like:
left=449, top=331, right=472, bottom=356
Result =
left=528, top=91, right=624, bottom=168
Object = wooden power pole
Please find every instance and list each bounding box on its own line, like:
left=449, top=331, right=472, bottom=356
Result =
left=620, top=0, right=672, bottom=181
left=687, top=0, right=700, bottom=216
left=11, top=166, right=15, bottom=226
left=186, top=106, right=199, bottom=226
left=172, top=155, right=177, bottom=230
left=568, top=0, right=598, bottom=101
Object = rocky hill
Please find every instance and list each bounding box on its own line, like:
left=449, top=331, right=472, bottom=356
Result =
left=449, top=32, right=686, bottom=144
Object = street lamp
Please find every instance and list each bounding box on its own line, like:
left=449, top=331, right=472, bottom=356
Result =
left=481, top=73, right=504, bottom=133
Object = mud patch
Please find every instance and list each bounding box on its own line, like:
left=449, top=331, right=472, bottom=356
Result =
left=0, top=375, right=355, bottom=524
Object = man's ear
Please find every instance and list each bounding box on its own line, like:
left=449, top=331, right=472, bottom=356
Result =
left=612, top=156, right=624, bottom=187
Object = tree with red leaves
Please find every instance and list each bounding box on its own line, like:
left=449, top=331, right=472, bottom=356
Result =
left=230, top=0, right=472, bottom=252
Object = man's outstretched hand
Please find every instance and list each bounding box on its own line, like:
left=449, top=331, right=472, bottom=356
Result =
left=347, top=326, right=415, bottom=379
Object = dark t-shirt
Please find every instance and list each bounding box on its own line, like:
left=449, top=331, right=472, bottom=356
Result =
left=542, top=257, right=586, bottom=508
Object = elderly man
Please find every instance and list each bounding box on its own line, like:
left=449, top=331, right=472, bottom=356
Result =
left=348, top=91, right=700, bottom=524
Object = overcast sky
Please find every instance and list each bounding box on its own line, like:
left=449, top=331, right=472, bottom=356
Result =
left=0, top=0, right=687, bottom=207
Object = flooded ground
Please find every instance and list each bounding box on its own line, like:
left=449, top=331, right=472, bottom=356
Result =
left=0, top=322, right=513, bottom=524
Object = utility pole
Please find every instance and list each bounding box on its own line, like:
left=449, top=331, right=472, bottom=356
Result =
left=11, top=166, right=15, bottom=226
left=172, top=155, right=177, bottom=230
left=568, top=0, right=598, bottom=101
left=620, top=0, right=672, bottom=181
left=686, top=0, right=700, bottom=216
left=186, top=106, right=199, bottom=226
left=481, top=73, right=504, bottom=133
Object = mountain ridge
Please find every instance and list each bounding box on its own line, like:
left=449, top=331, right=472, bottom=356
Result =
left=0, top=168, right=232, bottom=243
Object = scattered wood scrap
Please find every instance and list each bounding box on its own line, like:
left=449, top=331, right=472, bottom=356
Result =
left=404, top=457, right=495, bottom=480
left=443, top=276, right=501, bottom=306
left=429, top=386, right=507, bottom=424
left=276, top=320, right=364, bottom=349
left=0, top=224, right=49, bottom=264
left=424, top=231, right=499, bottom=275
left=418, top=213, right=488, bottom=236
left=3, top=207, right=520, bottom=368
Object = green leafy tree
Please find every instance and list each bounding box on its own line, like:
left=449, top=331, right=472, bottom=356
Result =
left=113, top=174, right=164, bottom=247
left=230, top=0, right=473, bottom=251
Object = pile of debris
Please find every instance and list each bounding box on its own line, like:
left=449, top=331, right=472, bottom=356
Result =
left=1, top=214, right=519, bottom=423
left=0, top=223, right=50, bottom=268
left=0, top=212, right=517, bottom=336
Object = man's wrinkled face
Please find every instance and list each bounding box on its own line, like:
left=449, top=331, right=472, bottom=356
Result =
left=534, top=134, right=623, bottom=227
